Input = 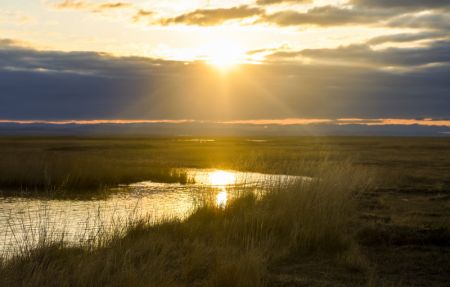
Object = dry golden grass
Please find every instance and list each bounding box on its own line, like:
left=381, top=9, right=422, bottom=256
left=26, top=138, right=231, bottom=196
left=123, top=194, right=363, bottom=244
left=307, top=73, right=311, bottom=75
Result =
left=0, top=161, right=374, bottom=287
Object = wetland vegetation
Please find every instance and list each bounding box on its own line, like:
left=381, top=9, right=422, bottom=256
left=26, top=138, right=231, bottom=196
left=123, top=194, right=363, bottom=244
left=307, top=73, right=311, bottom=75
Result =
left=0, top=137, right=449, bottom=286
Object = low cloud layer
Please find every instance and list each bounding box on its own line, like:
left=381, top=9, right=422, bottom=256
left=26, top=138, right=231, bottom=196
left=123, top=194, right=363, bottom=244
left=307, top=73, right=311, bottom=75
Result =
left=265, top=40, right=450, bottom=68
left=250, top=38, right=450, bottom=70
left=2, top=118, right=449, bottom=127
left=0, top=40, right=448, bottom=122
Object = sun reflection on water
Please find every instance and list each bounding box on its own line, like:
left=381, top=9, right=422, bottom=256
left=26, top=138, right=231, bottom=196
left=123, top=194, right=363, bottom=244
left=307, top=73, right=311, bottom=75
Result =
left=208, top=170, right=236, bottom=186
left=207, top=171, right=235, bottom=207
left=216, top=191, right=228, bottom=207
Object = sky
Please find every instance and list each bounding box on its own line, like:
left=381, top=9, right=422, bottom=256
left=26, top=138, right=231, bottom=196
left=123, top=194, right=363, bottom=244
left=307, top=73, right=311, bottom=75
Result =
left=1, top=0, right=450, bottom=133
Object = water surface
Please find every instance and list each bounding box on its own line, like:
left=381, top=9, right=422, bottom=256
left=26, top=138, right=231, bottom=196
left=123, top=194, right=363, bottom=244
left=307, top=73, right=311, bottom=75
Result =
left=0, top=169, right=306, bottom=256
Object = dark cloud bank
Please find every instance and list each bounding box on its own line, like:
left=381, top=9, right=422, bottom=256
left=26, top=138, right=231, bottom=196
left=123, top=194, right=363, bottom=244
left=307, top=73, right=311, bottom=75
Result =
left=0, top=40, right=449, bottom=136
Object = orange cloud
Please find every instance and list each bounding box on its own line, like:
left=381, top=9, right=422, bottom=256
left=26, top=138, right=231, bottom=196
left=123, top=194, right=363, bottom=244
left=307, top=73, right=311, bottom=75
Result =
left=219, top=118, right=332, bottom=125
left=1, top=118, right=449, bottom=127
left=337, top=118, right=450, bottom=127
left=0, top=119, right=194, bottom=125
left=53, top=1, right=132, bottom=12
left=133, top=9, right=154, bottom=22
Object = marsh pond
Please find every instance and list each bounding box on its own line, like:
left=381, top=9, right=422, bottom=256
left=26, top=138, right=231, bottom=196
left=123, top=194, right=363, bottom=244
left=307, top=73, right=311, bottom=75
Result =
left=0, top=169, right=308, bottom=256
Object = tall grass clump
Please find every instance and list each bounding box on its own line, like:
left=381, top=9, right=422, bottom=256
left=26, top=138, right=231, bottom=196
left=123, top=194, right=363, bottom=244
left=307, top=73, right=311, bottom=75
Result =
left=0, top=161, right=374, bottom=286
left=0, top=154, right=193, bottom=195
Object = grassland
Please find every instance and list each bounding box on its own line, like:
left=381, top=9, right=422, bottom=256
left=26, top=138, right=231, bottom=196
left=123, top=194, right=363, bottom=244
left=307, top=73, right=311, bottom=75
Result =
left=0, top=136, right=449, bottom=194
left=0, top=137, right=449, bottom=286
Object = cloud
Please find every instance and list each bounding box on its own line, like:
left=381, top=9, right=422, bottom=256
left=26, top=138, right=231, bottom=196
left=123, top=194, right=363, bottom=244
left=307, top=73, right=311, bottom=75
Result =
left=387, top=12, right=450, bottom=31
left=2, top=118, right=448, bottom=127
left=53, top=0, right=90, bottom=10
left=221, top=118, right=332, bottom=125
left=265, top=40, right=450, bottom=68
left=259, top=5, right=450, bottom=29
left=50, top=0, right=450, bottom=32
left=351, top=0, right=450, bottom=11
left=252, top=2, right=450, bottom=30
left=132, top=9, right=154, bottom=22
left=254, top=0, right=450, bottom=10
left=0, top=39, right=449, bottom=122
left=256, top=0, right=312, bottom=5
left=306, top=41, right=450, bottom=67
left=260, top=5, right=389, bottom=27
left=0, top=119, right=193, bottom=125
left=53, top=0, right=132, bottom=12
left=97, top=2, right=131, bottom=10
left=337, top=118, right=450, bottom=127
left=157, top=5, right=264, bottom=26
left=0, top=40, right=175, bottom=78
left=367, top=31, right=448, bottom=45
left=0, top=39, right=24, bottom=47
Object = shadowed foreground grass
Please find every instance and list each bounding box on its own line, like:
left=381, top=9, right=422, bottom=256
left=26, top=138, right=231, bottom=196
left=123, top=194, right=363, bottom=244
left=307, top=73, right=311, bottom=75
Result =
left=0, top=163, right=373, bottom=287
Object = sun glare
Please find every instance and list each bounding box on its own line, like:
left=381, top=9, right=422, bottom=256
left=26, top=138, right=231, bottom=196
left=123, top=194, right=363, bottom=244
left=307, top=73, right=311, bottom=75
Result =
left=208, top=170, right=236, bottom=186
left=216, top=191, right=228, bottom=207
left=208, top=170, right=235, bottom=207
left=204, top=41, right=245, bottom=70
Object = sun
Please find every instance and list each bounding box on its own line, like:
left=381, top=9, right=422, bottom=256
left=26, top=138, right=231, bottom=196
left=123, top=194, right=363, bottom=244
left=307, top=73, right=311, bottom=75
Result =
left=204, top=41, right=245, bottom=70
